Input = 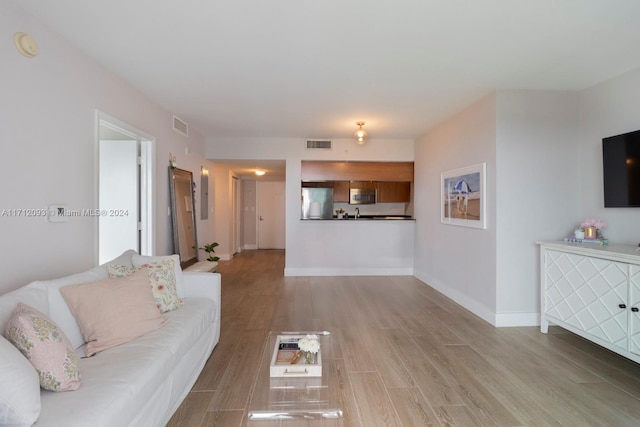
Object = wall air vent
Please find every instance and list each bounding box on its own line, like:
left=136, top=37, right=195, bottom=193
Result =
left=173, top=115, right=188, bottom=137
left=306, top=140, right=332, bottom=150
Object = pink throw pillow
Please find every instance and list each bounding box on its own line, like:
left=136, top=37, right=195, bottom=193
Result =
left=5, top=302, right=81, bottom=392
left=60, top=268, right=168, bottom=357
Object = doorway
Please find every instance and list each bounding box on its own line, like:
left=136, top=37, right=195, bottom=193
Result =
left=257, top=181, right=285, bottom=249
left=97, top=113, right=154, bottom=264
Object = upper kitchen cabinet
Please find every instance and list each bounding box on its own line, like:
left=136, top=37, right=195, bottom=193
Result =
left=377, top=182, right=411, bottom=203
left=332, top=181, right=350, bottom=203
left=350, top=181, right=377, bottom=190
left=301, top=181, right=332, bottom=188
left=301, top=161, right=414, bottom=182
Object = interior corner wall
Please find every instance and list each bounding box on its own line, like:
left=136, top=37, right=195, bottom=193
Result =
left=212, top=164, right=233, bottom=260
left=413, top=94, right=498, bottom=324
left=242, top=180, right=258, bottom=250
left=0, top=4, right=209, bottom=293
left=578, top=67, right=640, bottom=244
left=494, top=90, right=580, bottom=325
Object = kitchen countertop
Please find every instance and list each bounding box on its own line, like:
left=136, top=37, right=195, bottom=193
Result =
left=302, top=215, right=415, bottom=221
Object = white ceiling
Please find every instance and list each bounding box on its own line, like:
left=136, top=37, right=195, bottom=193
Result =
left=11, top=0, right=640, bottom=140
left=215, top=160, right=286, bottom=180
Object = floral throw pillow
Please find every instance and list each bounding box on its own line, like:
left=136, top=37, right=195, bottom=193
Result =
left=5, top=302, right=81, bottom=392
left=108, top=259, right=183, bottom=312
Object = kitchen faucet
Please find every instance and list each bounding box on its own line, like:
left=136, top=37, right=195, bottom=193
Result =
left=355, top=207, right=360, bottom=219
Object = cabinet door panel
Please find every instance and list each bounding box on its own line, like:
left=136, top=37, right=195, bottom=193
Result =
left=350, top=181, right=377, bottom=190
left=630, top=266, right=640, bottom=355
left=332, top=181, right=349, bottom=203
left=377, top=182, right=411, bottom=203
left=544, top=250, right=628, bottom=350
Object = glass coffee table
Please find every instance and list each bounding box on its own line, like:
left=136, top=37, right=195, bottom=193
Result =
left=246, top=331, right=343, bottom=424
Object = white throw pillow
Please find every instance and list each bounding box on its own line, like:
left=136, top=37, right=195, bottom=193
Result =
left=43, top=267, right=108, bottom=350
left=132, top=254, right=185, bottom=298
left=0, top=335, right=41, bottom=426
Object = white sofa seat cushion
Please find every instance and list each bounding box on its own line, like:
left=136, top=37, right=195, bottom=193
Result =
left=37, top=298, right=215, bottom=427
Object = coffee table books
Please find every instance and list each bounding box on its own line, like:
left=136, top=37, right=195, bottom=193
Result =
left=270, top=334, right=322, bottom=377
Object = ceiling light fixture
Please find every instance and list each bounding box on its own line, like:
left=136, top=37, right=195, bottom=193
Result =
left=255, top=169, right=266, bottom=176
left=355, top=121, right=367, bottom=144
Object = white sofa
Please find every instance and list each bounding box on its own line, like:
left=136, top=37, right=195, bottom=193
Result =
left=0, top=250, right=221, bottom=427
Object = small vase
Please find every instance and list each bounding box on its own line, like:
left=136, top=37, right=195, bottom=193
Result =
left=305, top=351, right=315, bottom=364
left=584, top=226, right=596, bottom=238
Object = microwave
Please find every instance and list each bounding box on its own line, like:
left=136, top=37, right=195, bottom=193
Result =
left=349, top=188, right=376, bottom=204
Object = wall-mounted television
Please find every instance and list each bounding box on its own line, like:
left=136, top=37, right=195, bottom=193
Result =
left=602, top=129, right=640, bottom=207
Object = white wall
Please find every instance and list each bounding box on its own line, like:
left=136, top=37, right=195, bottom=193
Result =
left=0, top=4, right=213, bottom=293
left=413, top=94, right=498, bottom=323
left=579, top=67, right=640, bottom=244
left=242, top=180, right=257, bottom=250
left=495, top=90, right=580, bottom=325
left=211, top=164, right=234, bottom=260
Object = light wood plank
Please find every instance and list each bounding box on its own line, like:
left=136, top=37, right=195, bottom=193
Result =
left=348, top=371, right=401, bottom=427
left=208, top=329, right=266, bottom=411
left=201, top=410, right=244, bottom=427
left=387, top=387, right=442, bottom=427
left=166, top=391, right=213, bottom=427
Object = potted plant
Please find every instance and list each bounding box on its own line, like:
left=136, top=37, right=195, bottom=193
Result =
left=199, top=242, right=220, bottom=262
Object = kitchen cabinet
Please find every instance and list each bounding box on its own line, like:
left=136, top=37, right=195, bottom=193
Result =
left=301, top=181, right=332, bottom=188
left=332, top=181, right=349, bottom=203
left=377, top=182, right=411, bottom=203
left=301, top=161, right=413, bottom=182
left=349, top=181, right=377, bottom=190
left=539, top=242, right=640, bottom=364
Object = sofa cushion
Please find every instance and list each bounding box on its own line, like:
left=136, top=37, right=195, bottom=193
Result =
left=0, top=335, right=41, bottom=426
left=108, top=259, right=183, bottom=313
left=132, top=254, right=185, bottom=298
left=43, top=267, right=109, bottom=351
left=5, top=303, right=81, bottom=392
left=60, top=268, right=168, bottom=357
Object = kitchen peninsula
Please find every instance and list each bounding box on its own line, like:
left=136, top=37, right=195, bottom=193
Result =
left=286, top=161, right=415, bottom=277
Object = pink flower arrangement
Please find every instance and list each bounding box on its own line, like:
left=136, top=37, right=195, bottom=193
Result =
left=581, top=219, right=607, bottom=230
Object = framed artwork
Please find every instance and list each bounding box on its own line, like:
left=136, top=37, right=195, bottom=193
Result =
left=441, top=163, right=486, bottom=229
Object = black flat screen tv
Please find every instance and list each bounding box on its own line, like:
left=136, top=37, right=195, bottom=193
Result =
left=602, top=129, right=640, bottom=207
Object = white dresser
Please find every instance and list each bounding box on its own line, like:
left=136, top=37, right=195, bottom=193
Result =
left=539, top=241, right=640, bottom=364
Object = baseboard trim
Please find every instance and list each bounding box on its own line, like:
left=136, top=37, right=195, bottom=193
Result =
left=243, top=244, right=258, bottom=250
left=413, top=269, right=540, bottom=327
left=413, top=269, right=496, bottom=325
left=284, top=267, right=414, bottom=277
left=494, top=312, right=539, bottom=327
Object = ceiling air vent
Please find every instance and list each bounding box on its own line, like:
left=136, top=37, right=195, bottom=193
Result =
left=173, top=115, right=188, bottom=137
left=306, top=140, right=332, bottom=150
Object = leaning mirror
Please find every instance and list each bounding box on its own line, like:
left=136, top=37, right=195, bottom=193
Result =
left=169, top=167, right=198, bottom=268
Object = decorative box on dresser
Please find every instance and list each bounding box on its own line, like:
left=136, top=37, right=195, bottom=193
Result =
left=539, top=241, right=640, bottom=364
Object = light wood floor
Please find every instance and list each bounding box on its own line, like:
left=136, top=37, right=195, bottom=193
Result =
left=167, top=250, right=640, bottom=427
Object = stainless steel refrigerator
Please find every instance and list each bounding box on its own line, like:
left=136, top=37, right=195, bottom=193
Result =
left=301, top=187, right=334, bottom=219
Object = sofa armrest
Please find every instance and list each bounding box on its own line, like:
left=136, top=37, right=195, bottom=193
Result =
left=182, top=272, right=221, bottom=305
left=182, top=272, right=221, bottom=343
